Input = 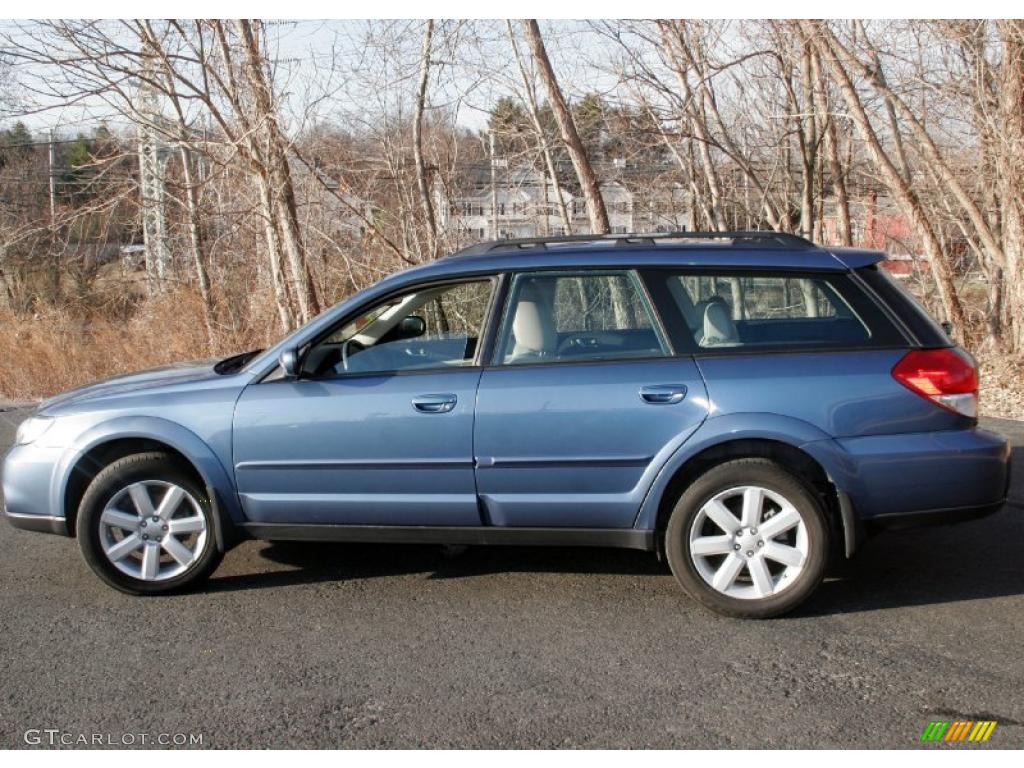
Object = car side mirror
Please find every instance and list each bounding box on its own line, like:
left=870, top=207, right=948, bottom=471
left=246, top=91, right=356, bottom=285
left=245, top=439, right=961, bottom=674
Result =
left=279, top=348, right=300, bottom=378
left=399, top=315, right=426, bottom=340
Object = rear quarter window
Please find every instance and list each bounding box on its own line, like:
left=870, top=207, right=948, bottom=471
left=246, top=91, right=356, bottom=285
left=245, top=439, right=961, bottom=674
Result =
left=645, top=269, right=906, bottom=352
left=854, top=264, right=951, bottom=347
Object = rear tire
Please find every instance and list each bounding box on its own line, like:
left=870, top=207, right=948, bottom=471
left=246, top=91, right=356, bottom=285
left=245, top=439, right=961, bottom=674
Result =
left=77, top=452, right=223, bottom=595
left=664, top=459, right=828, bottom=619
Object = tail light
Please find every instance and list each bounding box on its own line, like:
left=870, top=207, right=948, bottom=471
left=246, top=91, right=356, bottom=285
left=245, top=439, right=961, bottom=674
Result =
left=892, top=348, right=978, bottom=418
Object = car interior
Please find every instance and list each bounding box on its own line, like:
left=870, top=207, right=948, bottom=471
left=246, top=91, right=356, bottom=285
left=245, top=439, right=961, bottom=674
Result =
left=296, top=272, right=874, bottom=378
left=498, top=275, right=666, bottom=364
left=301, top=285, right=483, bottom=377
left=667, top=275, right=872, bottom=348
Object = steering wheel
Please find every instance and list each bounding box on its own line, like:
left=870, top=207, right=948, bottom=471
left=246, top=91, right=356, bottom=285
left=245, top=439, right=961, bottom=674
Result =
left=341, top=338, right=366, bottom=371
left=558, top=334, right=600, bottom=354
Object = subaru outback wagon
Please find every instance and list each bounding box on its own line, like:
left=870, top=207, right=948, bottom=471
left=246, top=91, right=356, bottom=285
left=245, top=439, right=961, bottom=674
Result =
left=3, top=232, right=1010, bottom=617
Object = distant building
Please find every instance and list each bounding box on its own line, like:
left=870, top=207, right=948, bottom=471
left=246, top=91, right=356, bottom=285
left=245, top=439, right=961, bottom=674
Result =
left=821, top=189, right=928, bottom=279
left=293, top=162, right=374, bottom=240
left=436, top=165, right=691, bottom=241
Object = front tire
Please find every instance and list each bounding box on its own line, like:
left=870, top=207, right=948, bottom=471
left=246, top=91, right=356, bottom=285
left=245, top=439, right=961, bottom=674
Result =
left=78, top=452, right=222, bottom=595
left=664, top=459, right=829, bottom=619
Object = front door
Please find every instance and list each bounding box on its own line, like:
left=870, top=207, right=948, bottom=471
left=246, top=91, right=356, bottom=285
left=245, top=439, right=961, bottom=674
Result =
left=473, top=270, right=710, bottom=529
left=233, top=278, right=495, bottom=526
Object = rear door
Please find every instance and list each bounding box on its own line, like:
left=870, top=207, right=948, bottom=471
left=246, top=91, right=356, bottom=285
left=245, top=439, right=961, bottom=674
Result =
left=473, top=270, right=710, bottom=529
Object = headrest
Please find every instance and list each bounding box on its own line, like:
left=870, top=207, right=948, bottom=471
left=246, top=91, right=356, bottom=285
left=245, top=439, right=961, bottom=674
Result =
left=703, top=299, right=739, bottom=346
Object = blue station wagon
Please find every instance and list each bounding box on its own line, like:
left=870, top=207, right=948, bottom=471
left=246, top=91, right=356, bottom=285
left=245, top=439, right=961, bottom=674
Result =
left=2, top=232, right=1011, bottom=617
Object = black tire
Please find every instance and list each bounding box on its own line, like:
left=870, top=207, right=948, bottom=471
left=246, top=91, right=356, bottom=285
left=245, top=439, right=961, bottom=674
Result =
left=664, top=458, right=829, bottom=619
left=77, top=452, right=223, bottom=595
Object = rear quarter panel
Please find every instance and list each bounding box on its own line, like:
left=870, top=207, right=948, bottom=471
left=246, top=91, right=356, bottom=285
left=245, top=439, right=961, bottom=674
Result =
left=694, top=349, right=966, bottom=437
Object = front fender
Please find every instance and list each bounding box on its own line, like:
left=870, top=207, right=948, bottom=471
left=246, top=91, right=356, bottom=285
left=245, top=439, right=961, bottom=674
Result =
left=52, top=415, right=243, bottom=547
left=633, top=412, right=852, bottom=531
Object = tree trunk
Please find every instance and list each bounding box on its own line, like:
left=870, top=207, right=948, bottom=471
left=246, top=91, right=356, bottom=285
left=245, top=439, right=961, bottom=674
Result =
left=237, top=19, right=320, bottom=324
left=658, top=21, right=728, bottom=231
left=178, top=144, right=216, bottom=346
left=522, top=19, right=637, bottom=327
left=805, top=21, right=968, bottom=334
left=413, top=20, right=438, bottom=260
left=997, top=21, right=1024, bottom=350
left=522, top=20, right=611, bottom=235
left=811, top=49, right=852, bottom=246
left=826, top=24, right=1009, bottom=304
left=254, top=172, right=296, bottom=333
left=508, top=21, right=573, bottom=235
left=797, top=39, right=817, bottom=241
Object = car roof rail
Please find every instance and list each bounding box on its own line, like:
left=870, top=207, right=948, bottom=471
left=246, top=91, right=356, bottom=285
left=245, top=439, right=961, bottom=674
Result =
left=448, top=231, right=818, bottom=258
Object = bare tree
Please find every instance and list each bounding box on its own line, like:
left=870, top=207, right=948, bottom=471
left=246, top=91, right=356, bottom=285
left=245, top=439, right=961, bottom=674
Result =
left=802, top=20, right=968, bottom=335
left=522, top=19, right=611, bottom=235
left=412, top=20, right=439, bottom=260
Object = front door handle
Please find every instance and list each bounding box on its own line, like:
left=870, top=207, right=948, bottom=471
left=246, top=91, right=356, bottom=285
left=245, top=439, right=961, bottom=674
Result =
left=412, top=393, right=458, bottom=413
left=639, top=385, right=687, bottom=405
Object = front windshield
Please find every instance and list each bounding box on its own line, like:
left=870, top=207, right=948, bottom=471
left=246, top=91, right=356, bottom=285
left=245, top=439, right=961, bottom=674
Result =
left=240, top=293, right=360, bottom=374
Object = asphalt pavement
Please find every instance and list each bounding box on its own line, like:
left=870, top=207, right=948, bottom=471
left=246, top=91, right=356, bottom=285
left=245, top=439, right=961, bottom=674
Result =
left=1, top=404, right=1023, bottom=748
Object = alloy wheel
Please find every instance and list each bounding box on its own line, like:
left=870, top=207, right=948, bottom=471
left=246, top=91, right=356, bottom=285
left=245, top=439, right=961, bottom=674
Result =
left=98, top=480, right=208, bottom=581
left=688, top=485, right=809, bottom=600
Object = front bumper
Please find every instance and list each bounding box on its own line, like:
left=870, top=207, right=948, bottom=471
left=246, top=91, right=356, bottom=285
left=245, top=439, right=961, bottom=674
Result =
left=2, top=440, right=68, bottom=536
left=3, top=508, right=68, bottom=535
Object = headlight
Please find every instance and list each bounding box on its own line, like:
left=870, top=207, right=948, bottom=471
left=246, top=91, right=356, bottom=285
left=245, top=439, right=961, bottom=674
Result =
left=14, top=416, right=54, bottom=446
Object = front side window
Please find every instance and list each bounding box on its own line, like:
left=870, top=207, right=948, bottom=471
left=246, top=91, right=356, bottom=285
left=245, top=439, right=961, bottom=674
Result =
left=664, top=272, right=872, bottom=349
left=496, top=271, right=668, bottom=365
left=301, top=279, right=494, bottom=377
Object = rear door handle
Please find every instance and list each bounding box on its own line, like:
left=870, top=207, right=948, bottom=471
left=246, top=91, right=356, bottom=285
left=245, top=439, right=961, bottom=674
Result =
left=412, top=393, right=458, bottom=413
left=639, top=385, right=687, bottom=405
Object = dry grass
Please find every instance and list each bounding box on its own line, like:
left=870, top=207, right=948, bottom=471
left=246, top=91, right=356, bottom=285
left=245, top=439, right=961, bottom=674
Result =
left=0, top=289, right=273, bottom=400
left=977, top=352, right=1024, bottom=421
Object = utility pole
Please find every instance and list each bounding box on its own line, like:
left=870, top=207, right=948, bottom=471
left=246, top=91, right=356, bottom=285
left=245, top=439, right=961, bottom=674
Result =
left=137, top=45, right=171, bottom=292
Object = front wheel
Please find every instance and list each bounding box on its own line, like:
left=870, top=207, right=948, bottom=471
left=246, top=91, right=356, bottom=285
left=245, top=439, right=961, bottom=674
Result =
left=665, top=459, right=829, bottom=619
left=77, top=452, right=223, bottom=595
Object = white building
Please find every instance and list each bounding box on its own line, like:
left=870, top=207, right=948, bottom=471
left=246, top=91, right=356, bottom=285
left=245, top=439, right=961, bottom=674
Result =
left=437, top=166, right=691, bottom=242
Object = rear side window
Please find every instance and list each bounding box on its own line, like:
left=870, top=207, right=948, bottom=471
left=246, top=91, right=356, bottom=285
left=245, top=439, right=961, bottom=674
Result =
left=650, top=270, right=904, bottom=351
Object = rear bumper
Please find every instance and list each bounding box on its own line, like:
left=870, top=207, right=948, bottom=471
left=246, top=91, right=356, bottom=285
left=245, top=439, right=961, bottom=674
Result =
left=831, top=426, right=1011, bottom=522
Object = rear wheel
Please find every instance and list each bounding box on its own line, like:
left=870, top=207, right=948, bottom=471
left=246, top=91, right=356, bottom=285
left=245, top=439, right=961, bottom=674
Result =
left=77, top=452, right=222, bottom=595
left=664, top=459, right=828, bottom=618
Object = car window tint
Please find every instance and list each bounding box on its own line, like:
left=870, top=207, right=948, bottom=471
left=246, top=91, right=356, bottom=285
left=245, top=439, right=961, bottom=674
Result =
left=667, top=273, right=871, bottom=349
left=496, top=271, right=668, bottom=365
left=305, top=279, right=493, bottom=377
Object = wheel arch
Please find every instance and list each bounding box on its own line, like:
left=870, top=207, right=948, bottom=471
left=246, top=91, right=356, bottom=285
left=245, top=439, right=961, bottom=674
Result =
left=55, top=416, right=242, bottom=550
left=636, top=415, right=861, bottom=558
